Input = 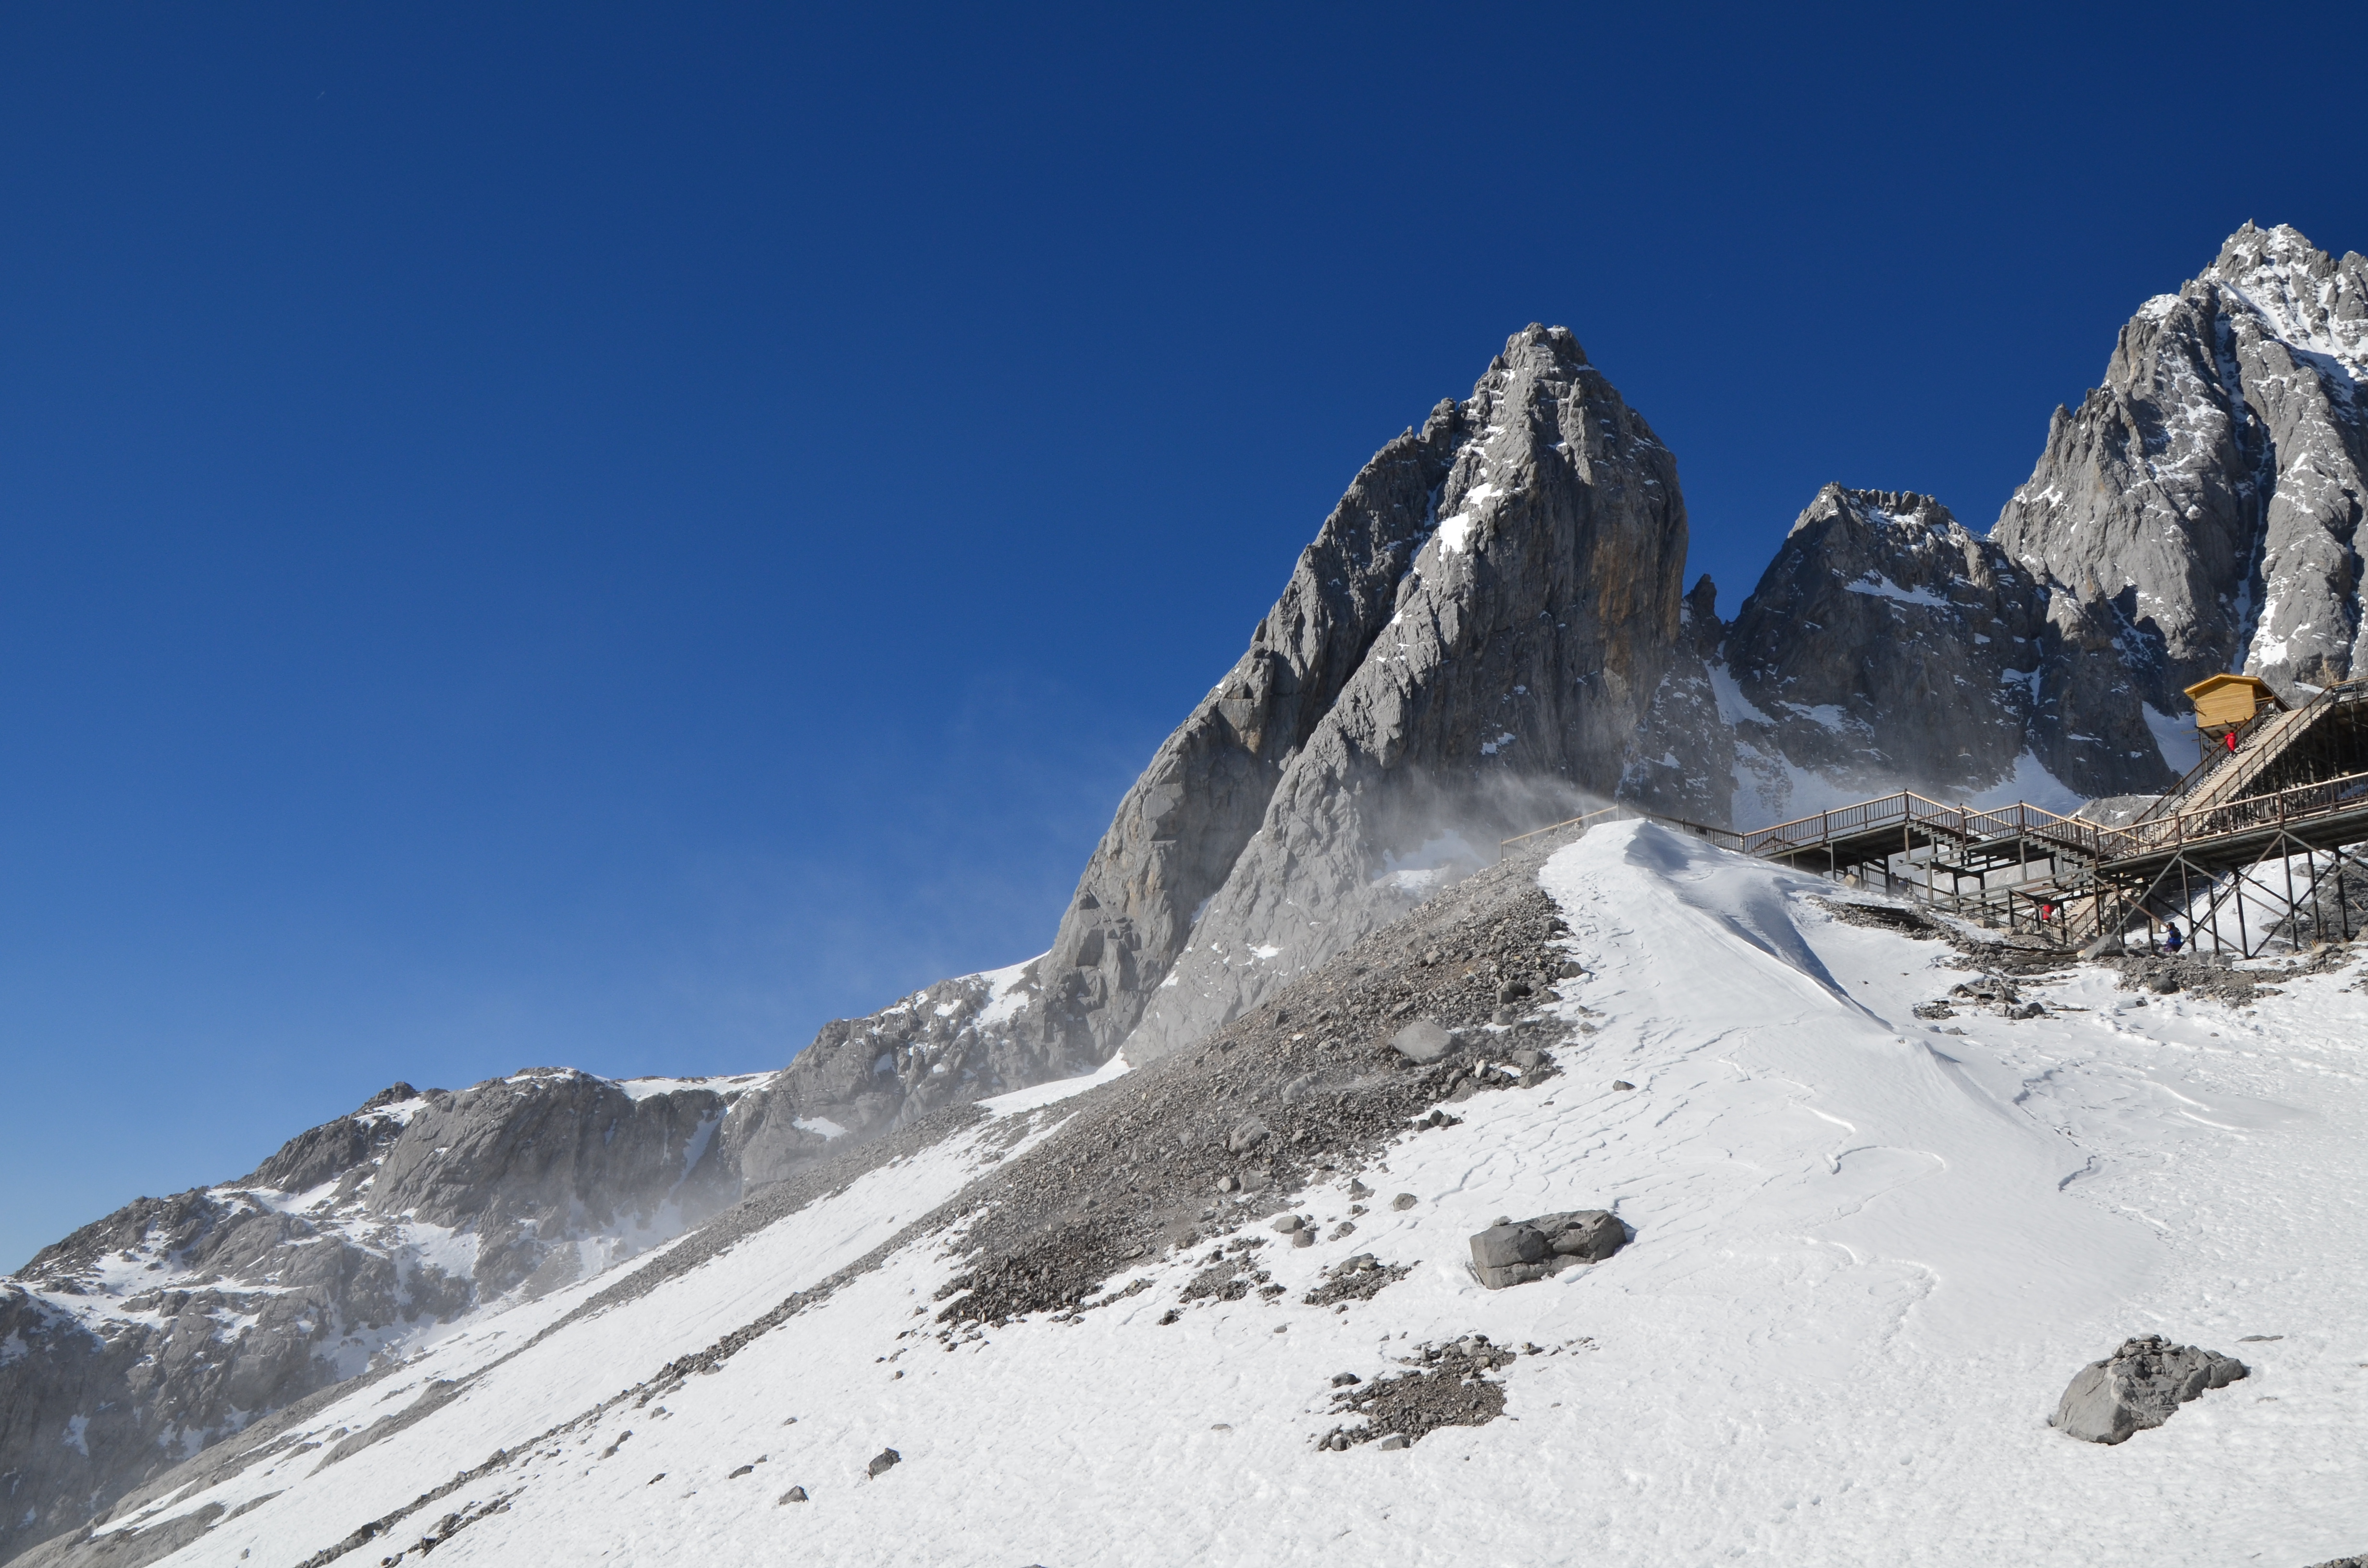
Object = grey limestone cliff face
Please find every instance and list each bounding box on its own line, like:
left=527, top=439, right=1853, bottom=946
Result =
left=715, top=960, right=1045, bottom=1187
left=714, top=389, right=1488, bottom=1172
left=0, top=1070, right=748, bottom=1564
left=1123, top=327, right=1687, bottom=1058
left=719, top=324, right=1689, bottom=1134
left=1621, top=573, right=1735, bottom=825
left=1633, top=224, right=2365, bottom=831
left=1995, top=222, right=2368, bottom=704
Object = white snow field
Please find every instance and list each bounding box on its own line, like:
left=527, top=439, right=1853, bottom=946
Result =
left=123, top=823, right=2367, bottom=1567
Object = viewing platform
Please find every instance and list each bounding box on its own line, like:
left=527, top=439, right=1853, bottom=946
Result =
left=1505, top=677, right=2368, bottom=958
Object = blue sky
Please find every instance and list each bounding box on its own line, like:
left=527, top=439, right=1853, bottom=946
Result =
left=4, top=2, right=2363, bottom=1268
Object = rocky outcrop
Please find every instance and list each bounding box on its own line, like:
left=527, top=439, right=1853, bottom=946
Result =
left=1622, top=573, right=1736, bottom=823
left=1996, top=223, right=2368, bottom=704
left=1636, top=224, right=2365, bottom=830
left=729, top=323, right=1690, bottom=1138
left=0, top=1070, right=750, bottom=1564
left=1124, top=326, right=1687, bottom=1058
left=715, top=961, right=1040, bottom=1185
left=1732, top=486, right=2170, bottom=802
left=2050, top=1334, right=2248, bottom=1444
left=1637, top=486, right=2174, bottom=826
left=1031, top=392, right=1480, bottom=1064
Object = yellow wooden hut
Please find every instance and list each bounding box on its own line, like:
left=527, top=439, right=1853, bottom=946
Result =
left=2183, top=673, right=2285, bottom=740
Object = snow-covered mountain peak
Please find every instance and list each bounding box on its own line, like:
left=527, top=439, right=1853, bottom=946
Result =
left=1995, top=221, right=2368, bottom=701
left=2204, top=221, right=2368, bottom=383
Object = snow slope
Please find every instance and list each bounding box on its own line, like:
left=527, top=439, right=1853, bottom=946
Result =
left=99, top=823, right=2368, bottom=1567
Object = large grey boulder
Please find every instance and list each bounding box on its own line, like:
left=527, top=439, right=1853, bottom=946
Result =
left=2050, top=1334, right=2248, bottom=1444
left=1388, top=1021, right=1455, bottom=1064
left=1469, top=1209, right=1627, bottom=1288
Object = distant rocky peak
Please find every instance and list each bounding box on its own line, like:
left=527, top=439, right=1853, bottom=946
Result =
left=1782, top=485, right=1984, bottom=582
left=1847, top=487, right=1957, bottom=531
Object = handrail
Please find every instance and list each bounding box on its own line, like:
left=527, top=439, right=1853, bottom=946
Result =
left=1497, top=804, right=1632, bottom=850
left=2093, top=768, right=2368, bottom=864
left=2137, top=705, right=2273, bottom=821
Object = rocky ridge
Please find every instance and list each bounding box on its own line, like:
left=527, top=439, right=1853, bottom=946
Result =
left=0, top=1068, right=759, bottom=1564
left=1637, top=485, right=2171, bottom=823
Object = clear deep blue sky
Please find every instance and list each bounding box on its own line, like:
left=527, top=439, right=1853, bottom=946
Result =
left=4, top=2, right=2363, bottom=1268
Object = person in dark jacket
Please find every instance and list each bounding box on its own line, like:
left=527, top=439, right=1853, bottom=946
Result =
left=2164, top=921, right=2184, bottom=954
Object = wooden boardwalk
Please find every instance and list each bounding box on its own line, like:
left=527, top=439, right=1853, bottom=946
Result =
left=1504, top=679, right=2368, bottom=957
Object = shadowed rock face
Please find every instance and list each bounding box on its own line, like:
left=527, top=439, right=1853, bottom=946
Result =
left=0, top=1071, right=747, bottom=1564
left=1635, top=485, right=2173, bottom=825
left=1994, top=222, right=2368, bottom=703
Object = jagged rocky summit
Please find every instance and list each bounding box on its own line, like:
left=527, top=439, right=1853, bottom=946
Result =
left=7, top=222, right=2365, bottom=1566
left=1998, top=223, right=2368, bottom=705
left=1635, top=483, right=2169, bottom=827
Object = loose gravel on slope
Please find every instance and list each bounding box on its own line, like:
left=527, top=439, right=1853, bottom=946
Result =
left=928, top=839, right=1591, bottom=1326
